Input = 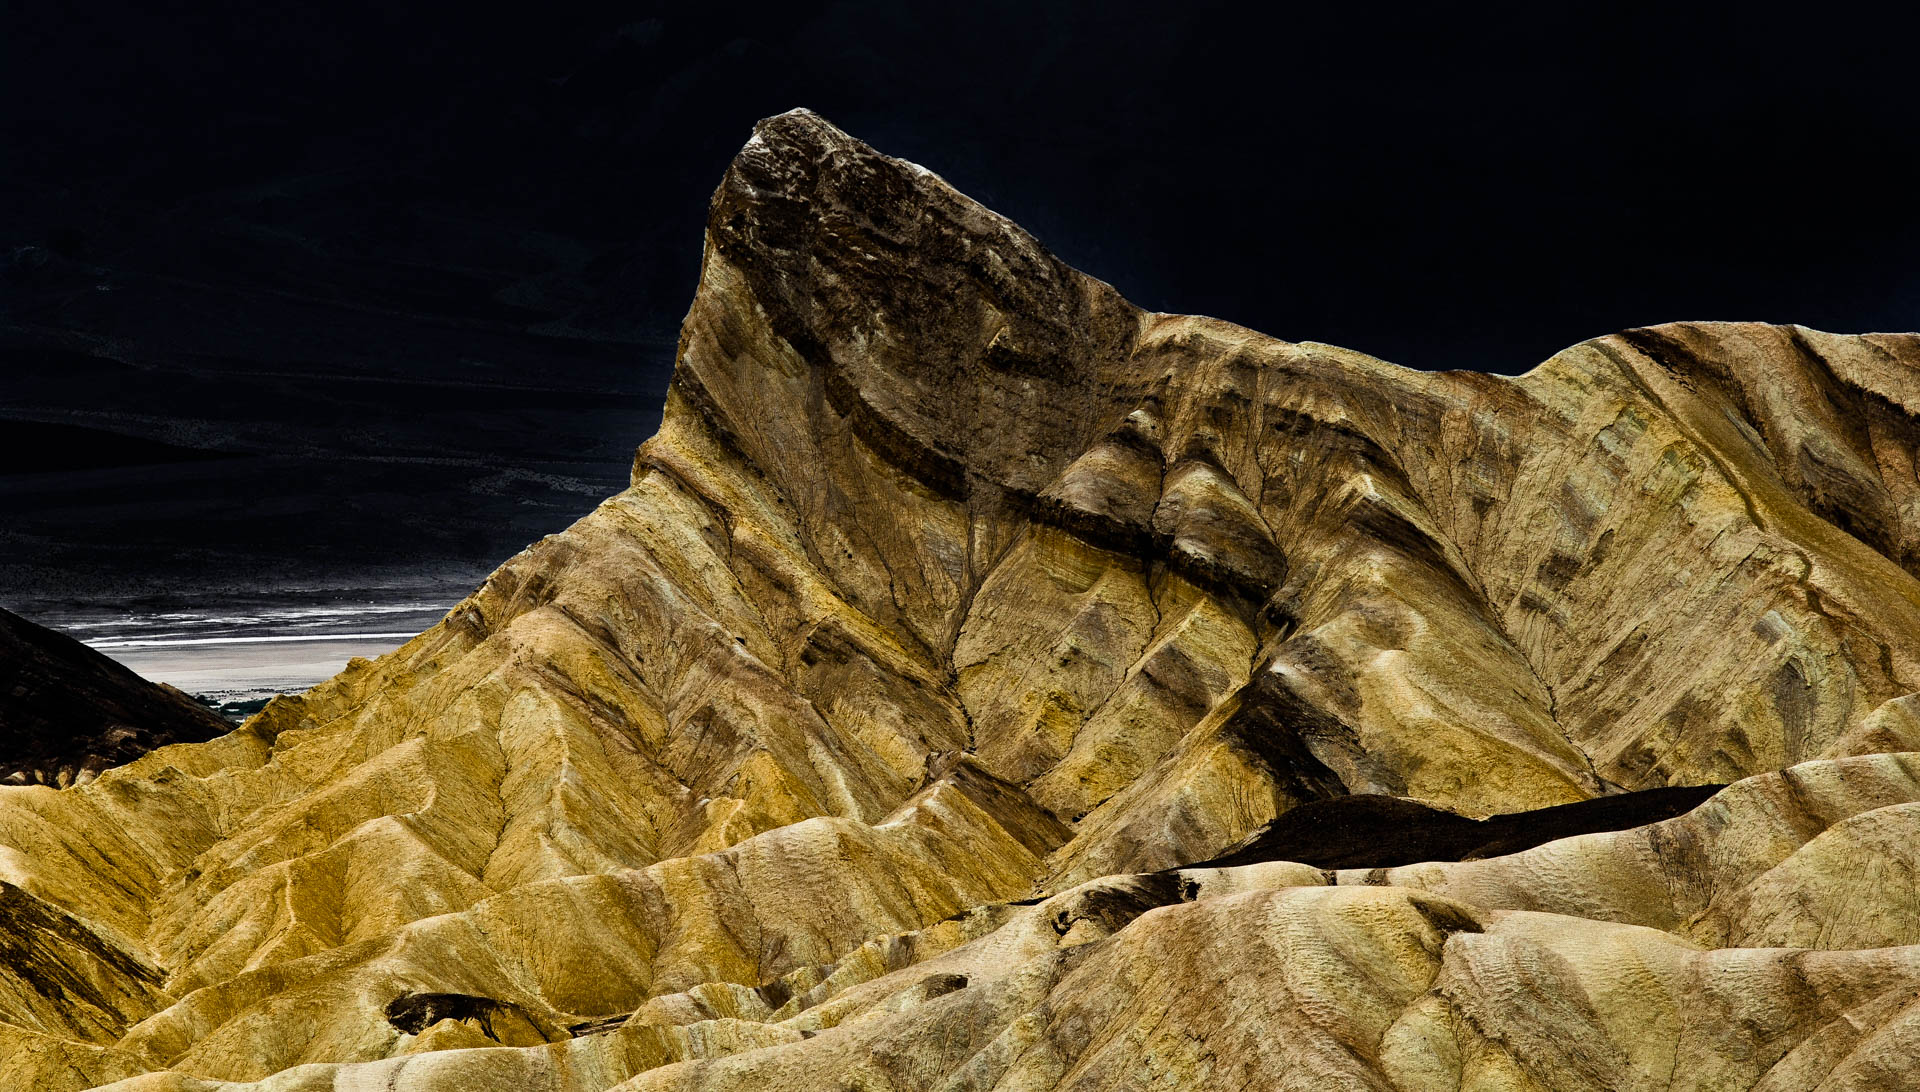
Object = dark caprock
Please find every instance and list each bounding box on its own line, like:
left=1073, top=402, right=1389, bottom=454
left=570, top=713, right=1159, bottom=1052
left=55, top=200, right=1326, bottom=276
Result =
left=0, top=606, right=233, bottom=786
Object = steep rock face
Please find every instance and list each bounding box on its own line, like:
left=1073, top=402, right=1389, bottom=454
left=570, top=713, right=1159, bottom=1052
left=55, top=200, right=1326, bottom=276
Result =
left=2, top=111, right=1920, bottom=1089
left=0, top=607, right=231, bottom=786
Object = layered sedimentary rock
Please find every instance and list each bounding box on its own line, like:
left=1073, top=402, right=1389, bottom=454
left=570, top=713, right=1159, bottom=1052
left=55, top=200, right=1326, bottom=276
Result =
left=0, top=607, right=231, bottom=786
left=3, top=110, right=1920, bottom=1089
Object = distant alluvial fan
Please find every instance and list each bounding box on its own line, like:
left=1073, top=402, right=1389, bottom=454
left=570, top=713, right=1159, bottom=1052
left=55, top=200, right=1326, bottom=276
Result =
left=1, top=110, right=1919, bottom=1090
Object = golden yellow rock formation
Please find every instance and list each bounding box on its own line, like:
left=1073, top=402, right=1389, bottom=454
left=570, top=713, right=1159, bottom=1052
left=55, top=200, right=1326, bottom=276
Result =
left=5, top=110, right=1920, bottom=1090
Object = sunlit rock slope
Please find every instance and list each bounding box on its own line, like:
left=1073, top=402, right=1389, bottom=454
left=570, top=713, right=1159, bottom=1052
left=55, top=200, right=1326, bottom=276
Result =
left=4, top=110, right=1920, bottom=1090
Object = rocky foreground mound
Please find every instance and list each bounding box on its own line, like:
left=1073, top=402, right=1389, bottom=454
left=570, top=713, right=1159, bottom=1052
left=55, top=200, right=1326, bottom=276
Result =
left=6, top=111, right=1920, bottom=1090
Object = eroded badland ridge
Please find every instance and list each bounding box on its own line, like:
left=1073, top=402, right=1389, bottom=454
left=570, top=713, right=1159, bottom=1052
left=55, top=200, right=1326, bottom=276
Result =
left=6, top=109, right=1920, bottom=1090
left=0, top=607, right=231, bottom=788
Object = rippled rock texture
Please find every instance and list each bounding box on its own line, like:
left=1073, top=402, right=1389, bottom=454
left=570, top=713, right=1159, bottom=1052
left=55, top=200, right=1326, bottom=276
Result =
left=5, top=111, right=1920, bottom=1090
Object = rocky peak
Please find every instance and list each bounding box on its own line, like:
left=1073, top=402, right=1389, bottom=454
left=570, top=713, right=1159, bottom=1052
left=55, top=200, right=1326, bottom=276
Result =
left=2, top=113, right=1920, bottom=1089
left=683, top=109, right=1153, bottom=505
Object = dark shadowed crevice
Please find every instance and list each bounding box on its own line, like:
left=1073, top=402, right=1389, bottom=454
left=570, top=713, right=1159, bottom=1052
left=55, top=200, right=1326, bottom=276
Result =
left=1183, top=783, right=1725, bottom=871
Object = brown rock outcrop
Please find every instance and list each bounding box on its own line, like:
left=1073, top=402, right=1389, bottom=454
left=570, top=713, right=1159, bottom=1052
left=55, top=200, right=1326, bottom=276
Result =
left=3, top=110, right=1920, bottom=1089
